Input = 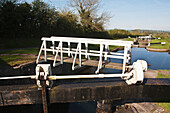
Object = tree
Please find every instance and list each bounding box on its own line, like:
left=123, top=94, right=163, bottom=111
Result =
left=0, top=0, right=18, bottom=38
left=108, top=29, right=131, bottom=39
left=69, top=0, right=110, bottom=32
left=57, top=9, right=81, bottom=35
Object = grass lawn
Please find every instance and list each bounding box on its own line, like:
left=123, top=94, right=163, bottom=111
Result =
left=0, top=37, right=41, bottom=66
left=0, top=55, right=36, bottom=66
left=157, top=103, right=170, bottom=111
left=157, top=73, right=170, bottom=78
left=157, top=70, right=170, bottom=78
left=0, top=55, right=23, bottom=63
left=156, top=70, right=170, bottom=111
left=0, top=48, right=39, bottom=66
left=123, top=38, right=135, bottom=41
left=0, top=48, right=39, bottom=54
left=150, top=38, right=170, bottom=49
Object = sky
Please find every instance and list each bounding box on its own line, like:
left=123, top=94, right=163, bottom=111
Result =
left=25, top=0, right=170, bottom=31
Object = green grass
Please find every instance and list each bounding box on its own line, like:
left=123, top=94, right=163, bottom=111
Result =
left=0, top=55, right=36, bottom=66
left=150, top=38, right=170, bottom=49
left=123, top=38, right=135, bottom=41
left=8, top=59, right=36, bottom=66
left=157, top=70, right=170, bottom=78
left=157, top=103, right=170, bottom=110
left=0, top=48, right=39, bottom=54
left=0, top=48, right=39, bottom=66
left=0, top=37, right=40, bottom=65
left=157, top=73, right=170, bottom=78
left=0, top=55, right=23, bottom=63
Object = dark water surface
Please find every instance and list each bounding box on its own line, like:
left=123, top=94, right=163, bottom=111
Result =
left=131, top=48, right=170, bottom=70
left=1, top=47, right=170, bottom=113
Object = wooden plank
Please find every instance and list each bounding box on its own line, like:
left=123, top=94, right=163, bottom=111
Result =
left=0, top=78, right=170, bottom=106
left=0, top=85, right=42, bottom=106
left=49, top=78, right=170, bottom=103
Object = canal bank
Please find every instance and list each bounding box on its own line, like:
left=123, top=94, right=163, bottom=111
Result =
left=146, top=46, right=170, bottom=53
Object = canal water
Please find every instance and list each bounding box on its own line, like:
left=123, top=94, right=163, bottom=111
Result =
left=0, top=47, right=170, bottom=113
left=131, top=48, right=170, bottom=70
left=105, top=47, right=170, bottom=74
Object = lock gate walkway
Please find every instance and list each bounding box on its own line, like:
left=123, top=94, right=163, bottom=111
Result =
left=0, top=78, right=170, bottom=106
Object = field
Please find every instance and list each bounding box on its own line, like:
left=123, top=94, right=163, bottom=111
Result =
left=150, top=38, right=170, bottom=49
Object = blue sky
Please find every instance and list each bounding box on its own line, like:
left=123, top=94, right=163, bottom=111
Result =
left=26, top=0, right=170, bottom=31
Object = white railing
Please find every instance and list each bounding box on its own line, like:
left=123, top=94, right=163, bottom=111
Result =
left=36, top=36, right=133, bottom=74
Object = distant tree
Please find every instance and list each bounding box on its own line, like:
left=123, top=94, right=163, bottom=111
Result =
left=31, top=0, right=60, bottom=36
left=15, top=2, right=32, bottom=37
left=108, top=29, right=131, bottom=39
left=57, top=9, right=81, bottom=35
left=69, top=0, right=110, bottom=32
left=132, top=29, right=141, bottom=36
left=0, top=0, right=18, bottom=38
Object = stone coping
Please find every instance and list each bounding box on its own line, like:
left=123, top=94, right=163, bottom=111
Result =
left=146, top=47, right=169, bottom=52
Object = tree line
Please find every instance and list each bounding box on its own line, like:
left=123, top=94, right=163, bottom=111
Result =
left=0, top=0, right=112, bottom=40
left=1, top=0, right=168, bottom=42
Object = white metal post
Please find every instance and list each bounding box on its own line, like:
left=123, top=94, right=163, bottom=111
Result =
left=105, top=44, right=108, bottom=61
left=129, top=46, right=132, bottom=64
left=100, top=44, right=104, bottom=69
left=52, top=40, right=55, bottom=55
left=60, top=41, right=63, bottom=64
left=68, top=42, right=71, bottom=57
left=79, top=42, right=82, bottom=67
left=85, top=43, right=88, bottom=59
left=148, top=42, right=150, bottom=46
left=36, top=40, right=45, bottom=64
left=72, top=43, right=80, bottom=70
left=122, top=46, right=128, bottom=75
left=53, top=41, right=61, bottom=67
left=44, top=40, right=47, bottom=62
left=107, top=45, right=111, bottom=62
left=95, top=44, right=103, bottom=74
left=127, top=46, right=131, bottom=64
